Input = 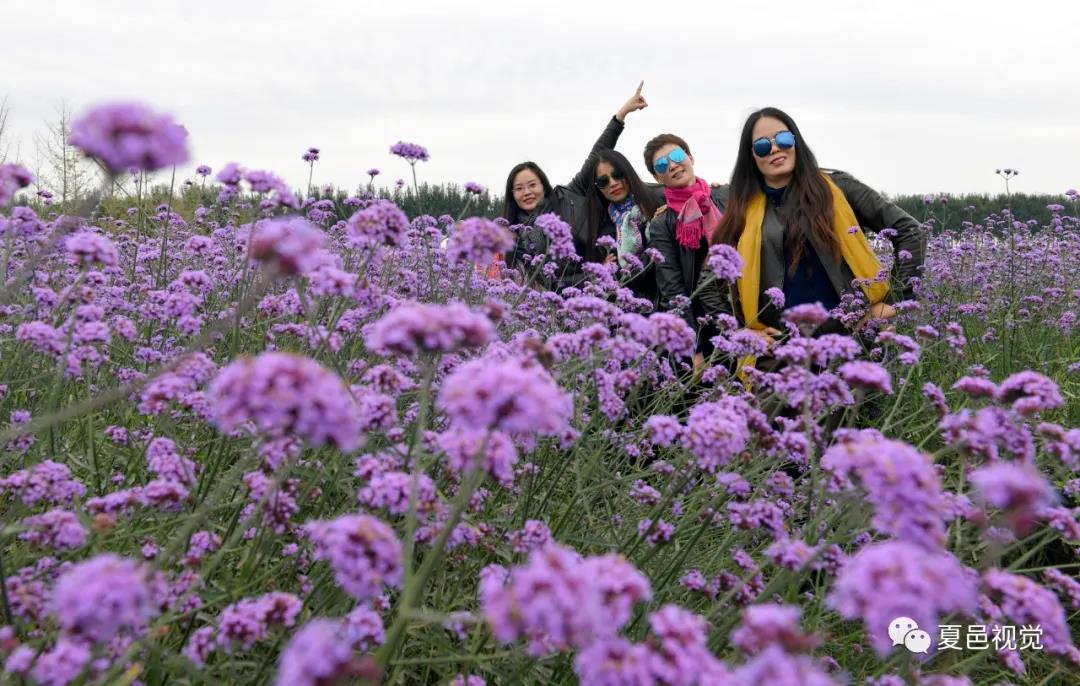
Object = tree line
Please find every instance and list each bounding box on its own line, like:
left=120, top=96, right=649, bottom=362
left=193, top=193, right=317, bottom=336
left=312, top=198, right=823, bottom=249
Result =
left=12, top=170, right=1076, bottom=234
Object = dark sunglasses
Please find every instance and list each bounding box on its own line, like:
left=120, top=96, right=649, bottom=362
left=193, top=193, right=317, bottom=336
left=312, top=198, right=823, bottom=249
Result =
left=595, top=169, right=626, bottom=189
left=752, top=130, right=796, bottom=158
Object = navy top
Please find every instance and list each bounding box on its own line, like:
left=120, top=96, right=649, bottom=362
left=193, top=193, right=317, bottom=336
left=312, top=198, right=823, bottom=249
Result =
left=764, top=185, right=840, bottom=312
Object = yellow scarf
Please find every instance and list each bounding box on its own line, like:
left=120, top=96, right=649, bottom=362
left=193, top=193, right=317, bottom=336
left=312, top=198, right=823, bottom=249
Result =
left=734, top=174, right=888, bottom=377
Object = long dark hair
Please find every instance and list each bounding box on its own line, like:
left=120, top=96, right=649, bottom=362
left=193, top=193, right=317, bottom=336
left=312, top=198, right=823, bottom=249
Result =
left=583, top=149, right=659, bottom=261
left=502, top=161, right=553, bottom=223
left=713, top=107, right=838, bottom=274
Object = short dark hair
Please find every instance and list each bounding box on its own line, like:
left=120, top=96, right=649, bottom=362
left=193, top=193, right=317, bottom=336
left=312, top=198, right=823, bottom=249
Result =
left=503, top=161, right=553, bottom=222
left=643, top=134, right=692, bottom=175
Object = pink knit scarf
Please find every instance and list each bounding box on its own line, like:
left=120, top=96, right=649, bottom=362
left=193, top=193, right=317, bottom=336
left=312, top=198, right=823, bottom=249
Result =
left=663, top=177, right=722, bottom=249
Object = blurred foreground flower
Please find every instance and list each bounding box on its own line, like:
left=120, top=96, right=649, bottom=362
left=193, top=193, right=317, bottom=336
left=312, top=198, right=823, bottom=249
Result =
left=69, top=102, right=189, bottom=173
left=208, top=352, right=364, bottom=451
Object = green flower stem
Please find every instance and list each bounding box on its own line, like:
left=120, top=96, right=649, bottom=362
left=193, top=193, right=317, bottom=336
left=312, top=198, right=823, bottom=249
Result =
left=380, top=456, right=487, bottom=674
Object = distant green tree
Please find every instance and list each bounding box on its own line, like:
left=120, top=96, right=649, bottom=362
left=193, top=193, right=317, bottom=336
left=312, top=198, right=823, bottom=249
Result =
left=27, top=178, right=1078, bottom=239
left=891, top=192, right=1076, bottom=232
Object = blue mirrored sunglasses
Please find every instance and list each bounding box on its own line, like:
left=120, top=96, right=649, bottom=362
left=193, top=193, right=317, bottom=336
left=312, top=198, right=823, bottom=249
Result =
left=752, top=130, right=796, bottom=158
left=653, top=147, right=687, bottom=175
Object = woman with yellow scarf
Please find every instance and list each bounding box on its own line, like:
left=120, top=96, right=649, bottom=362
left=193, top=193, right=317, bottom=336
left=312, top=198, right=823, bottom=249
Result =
left=699, top=107, right=925, bottom=356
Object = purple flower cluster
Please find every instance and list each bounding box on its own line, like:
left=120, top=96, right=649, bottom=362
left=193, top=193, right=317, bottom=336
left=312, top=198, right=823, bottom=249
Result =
left=274, top=618, right=374, bottom=686
left=681, top=398, right=751, bottom=472
left=649, top=312, right=697, bottom=359
left=822, top=434, right=948, bottom=547
left=68, top=102, right=189, bottom=173
left=305, top=513, right=404, bottom=601
left=732, top=645, right=839, bottom=686
left=390, top=141, right=430, bottom=163
left=969, top=462, right=1055, bottom=535
left=0, top=163, right=33, bottom=205
left=534, top=213, right=580, bottom=262
left=437, top=427, right=519, bottom=486
left=996, top=370, right=1065, bottom=416
left=65, top=231, right=120, bottom=267
left=647, top=604, right=729, bottom=685
left=438, top=355, right=573, bottom=437
left=464, top=181, right=486, bottom=195
left=838, top=361, right=893, bottom=394
left=359, top=470, right=437, bottom=514
left=346, top=199, right=410, bottom=248
left=365, top=301, right=495, bottom=355
left=207, top=352, right=364, bottom=451
left=51, top=554, right=154, bottom=643
left=0, top=460, right=87, bottom=506
left=730, top=604, right=819, bottom=654
left=445, top=217, right=514, bottom=265
left=982, top=569, right=1077, bottom=659
left=146, top=437, right=197, bottom=486
left=19, top=509, right=87, bottom=551
left=706, top=243, right=744, bottom=283
left=214, top=592, right=303, bottom=652
left=480, top=543, right=651, bottom=656
left=248, top=217, right=327, bottom=276
left=828, top=541, right=977, bottom=656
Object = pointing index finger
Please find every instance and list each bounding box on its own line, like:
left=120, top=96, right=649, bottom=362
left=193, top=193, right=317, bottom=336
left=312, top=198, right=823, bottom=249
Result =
left=636, top=80, right=644, bottom=95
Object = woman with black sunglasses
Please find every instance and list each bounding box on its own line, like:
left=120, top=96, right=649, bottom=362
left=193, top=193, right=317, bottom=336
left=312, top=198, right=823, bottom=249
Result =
left=503, top=83, right=649, bottom=290
left=700, top=107, right=925, bottom=353
left=583, top=148, right=664, bottom=300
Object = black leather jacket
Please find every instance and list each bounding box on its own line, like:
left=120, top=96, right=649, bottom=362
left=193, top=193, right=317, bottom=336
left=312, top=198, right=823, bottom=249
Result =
left=509, top=116, right=626, bottom=290
left=647, top=184, right=731, bottom=331
left=697, top=170, right=926, bottom=328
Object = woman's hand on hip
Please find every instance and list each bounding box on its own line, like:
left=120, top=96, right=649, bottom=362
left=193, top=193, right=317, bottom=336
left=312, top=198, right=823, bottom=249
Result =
left=857, top=302, right=897, bottom=331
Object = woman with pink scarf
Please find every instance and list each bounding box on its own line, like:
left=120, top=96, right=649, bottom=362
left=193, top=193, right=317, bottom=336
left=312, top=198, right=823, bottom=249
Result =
left=644, top=133, right=729, bottom=354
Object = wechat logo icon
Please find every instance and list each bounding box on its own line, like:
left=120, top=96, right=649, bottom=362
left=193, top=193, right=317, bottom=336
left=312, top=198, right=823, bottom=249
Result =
left=889, top=616, right=932, bottom=654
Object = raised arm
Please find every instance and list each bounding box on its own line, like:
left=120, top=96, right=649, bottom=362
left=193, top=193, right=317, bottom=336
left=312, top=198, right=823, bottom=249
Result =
left=565, top=82, right=649, bottom=196
left=832, top=171, right=927, bottom=300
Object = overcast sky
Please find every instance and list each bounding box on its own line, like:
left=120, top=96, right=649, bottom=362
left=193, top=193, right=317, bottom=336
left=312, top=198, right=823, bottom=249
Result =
left=3, top=0, right=1078, bottom=199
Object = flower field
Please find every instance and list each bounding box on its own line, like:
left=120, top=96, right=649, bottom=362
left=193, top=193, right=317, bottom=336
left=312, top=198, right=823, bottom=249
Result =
left=0, top=104, right=1077, bottom=686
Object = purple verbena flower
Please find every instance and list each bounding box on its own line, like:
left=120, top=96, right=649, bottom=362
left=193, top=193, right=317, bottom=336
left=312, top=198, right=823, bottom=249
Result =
left=208, top=352, right=364, bottom=451
left=996, top=371, right=1064, bottom=416
left=438, top=355, right=573, bottom=437
left=365, top=301, right=495, bottom=356
left=445, top=217, right=514, bottom=266
left=69, top=102, right=189, bottom=173
left=0, top=163, right=34, bottom=205
left=51, top=554, right=154, bottom=643
left=969, top=462, right=1055, bottom=536
left=731, top=603, right=819, bottom=654
left=305, top=514, right=403, bottom=601
left=705, top=244, right=744, bottom=283
left=274, top=619, right=367, bottom=686
left=838, top=361, right=894, bottom=394
left=827, top=541, right=977, bottom=656
left=19, top=509, right=88, bottom=551
left=681, top=398, right=751, bottom=472
left=248, top=217, right=327, bottom=276
left=389, top=141, right=429, bottom=163
left=346, top=199, right=409, bottom=248
left=65, top=231, right=120, bottom=267
left=534, top=213, right=580, bottom=262
left=822, top=434, right=947, bottom=547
